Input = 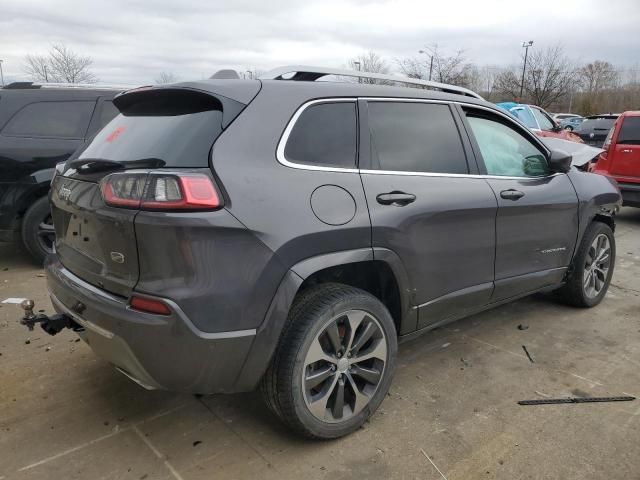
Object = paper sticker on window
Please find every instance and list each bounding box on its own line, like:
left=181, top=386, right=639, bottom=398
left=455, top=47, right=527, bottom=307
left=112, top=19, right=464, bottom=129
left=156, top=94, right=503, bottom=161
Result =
left=106, top=126, right=125, bottom=143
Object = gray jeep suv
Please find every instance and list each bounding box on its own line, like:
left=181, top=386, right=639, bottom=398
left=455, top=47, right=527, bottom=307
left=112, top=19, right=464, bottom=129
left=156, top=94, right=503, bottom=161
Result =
left=41, top=66, right=621, bottom=439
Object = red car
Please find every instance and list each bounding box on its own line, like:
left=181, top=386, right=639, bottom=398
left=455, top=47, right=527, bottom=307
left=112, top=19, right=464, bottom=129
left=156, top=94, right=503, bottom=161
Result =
left=593, top=111, right=640, bottom=207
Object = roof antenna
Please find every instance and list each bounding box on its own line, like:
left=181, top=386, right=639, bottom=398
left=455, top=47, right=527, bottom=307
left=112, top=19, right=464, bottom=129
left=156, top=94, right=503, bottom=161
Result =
left=210, top=69, right=240, bottom=80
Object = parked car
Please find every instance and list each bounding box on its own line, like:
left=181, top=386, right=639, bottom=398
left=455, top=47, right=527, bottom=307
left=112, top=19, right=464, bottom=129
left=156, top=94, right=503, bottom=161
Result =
left=0, top=82, right=123, bottom=262
left=553, top=113, right=581, bottom=122
left=593, top=111, right=640, bottom=207
left=33, top=67, right=621, bottom=439
left=560, top=116, right=585, bottom=131
left=496, top=102, right=583, bottom=143
left=574, top=114, right=620, bottom=147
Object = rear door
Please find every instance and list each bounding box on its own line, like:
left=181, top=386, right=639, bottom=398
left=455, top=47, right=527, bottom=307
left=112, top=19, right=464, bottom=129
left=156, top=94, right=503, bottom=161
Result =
left=461, top=106, right=579, bottom=301
left=610, top=115, right=640, bottom=181
left=359, top=100, right=497, bottom=331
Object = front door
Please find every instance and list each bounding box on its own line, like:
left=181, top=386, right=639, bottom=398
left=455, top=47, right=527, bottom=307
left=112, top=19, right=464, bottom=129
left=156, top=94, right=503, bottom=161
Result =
left=460, top=106, right=579, bottom=301
left=359, top=100, right=497, bottom=331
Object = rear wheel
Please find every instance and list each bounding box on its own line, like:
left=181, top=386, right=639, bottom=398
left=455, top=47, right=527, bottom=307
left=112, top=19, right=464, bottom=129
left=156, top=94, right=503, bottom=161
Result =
left=261, top=283, right=397, bottom=439
left=557, top=222, right=615, bottom=307
left=21, top=196, right=55, bottom=264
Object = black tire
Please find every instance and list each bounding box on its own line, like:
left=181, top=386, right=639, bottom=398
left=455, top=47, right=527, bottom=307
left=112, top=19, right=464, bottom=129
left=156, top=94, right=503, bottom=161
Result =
left=564, top=125, right=574, bottom=132
left=21, top=196, right=54, bottom=264
left=261, top=283, right=397, bottom=439
left=557, top=222, right=615, bottom=307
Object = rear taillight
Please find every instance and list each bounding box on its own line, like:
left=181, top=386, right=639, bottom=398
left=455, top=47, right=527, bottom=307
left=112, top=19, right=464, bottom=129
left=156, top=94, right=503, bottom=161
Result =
left=129, top=295, right=171, bottom=315
left=100, top=172, right=222, bottom=210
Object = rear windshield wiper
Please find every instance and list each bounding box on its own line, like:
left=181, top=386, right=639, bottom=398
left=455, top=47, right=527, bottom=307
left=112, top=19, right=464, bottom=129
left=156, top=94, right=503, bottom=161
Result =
left=66, top=158, right=166, bottom=174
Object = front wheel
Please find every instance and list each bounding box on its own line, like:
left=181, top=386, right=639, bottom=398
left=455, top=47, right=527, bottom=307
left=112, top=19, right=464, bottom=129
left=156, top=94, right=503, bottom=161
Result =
left=261, top=284, right=397, bottom=439
left=557, top=222, right=615, bottom=307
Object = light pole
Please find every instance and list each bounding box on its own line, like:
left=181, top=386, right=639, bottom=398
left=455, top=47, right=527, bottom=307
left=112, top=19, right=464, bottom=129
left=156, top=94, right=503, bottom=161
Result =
left=418, top=49, right=434, bottom=81
left=0, top=60, right=4, bottom=87
left=353, top=61, right=361, bottom=83
left=519, top=40, right=534, bottom=101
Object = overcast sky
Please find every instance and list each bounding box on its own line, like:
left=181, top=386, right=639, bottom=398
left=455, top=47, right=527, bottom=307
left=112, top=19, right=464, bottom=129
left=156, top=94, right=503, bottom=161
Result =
left=1, top=0, right=639, bottom=85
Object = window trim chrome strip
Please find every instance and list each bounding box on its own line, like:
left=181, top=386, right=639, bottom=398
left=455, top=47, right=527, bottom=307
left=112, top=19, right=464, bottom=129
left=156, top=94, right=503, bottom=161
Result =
left=276, top=97, right=359, bottom=173
left=276, top=96, right=555, bottom=178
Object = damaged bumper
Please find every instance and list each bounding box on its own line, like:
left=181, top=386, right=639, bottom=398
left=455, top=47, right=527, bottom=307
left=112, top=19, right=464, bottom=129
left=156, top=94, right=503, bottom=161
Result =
left=41, top=255, right=257, bottom=394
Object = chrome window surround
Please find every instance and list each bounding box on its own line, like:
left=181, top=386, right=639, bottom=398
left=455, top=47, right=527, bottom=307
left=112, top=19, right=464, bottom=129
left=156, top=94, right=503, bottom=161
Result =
left=276, top=97, right=555, bottom=181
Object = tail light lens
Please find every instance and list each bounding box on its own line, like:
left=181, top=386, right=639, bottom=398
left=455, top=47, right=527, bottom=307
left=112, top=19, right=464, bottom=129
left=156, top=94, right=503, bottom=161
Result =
left=100, top=172, right=222, bottom=210
left=129, top=295, right=171, bottom=315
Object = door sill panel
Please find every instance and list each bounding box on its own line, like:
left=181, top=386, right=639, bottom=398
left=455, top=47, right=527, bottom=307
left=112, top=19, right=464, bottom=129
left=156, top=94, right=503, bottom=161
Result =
left=400, top=279, right=565, bottom=345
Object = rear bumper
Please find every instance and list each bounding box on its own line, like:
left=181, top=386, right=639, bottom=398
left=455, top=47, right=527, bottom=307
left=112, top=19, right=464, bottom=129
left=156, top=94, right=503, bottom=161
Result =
left=45, top=255, right=257, bottom=394
left=618, top=182, right=640, bottom=207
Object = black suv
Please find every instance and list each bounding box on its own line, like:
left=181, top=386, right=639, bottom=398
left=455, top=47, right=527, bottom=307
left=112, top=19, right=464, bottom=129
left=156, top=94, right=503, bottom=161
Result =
left=37, top=67, right=621, bottom=439
left=0, top=82, right=121, bottom=262
left=575, top=114, right=620, bottom=147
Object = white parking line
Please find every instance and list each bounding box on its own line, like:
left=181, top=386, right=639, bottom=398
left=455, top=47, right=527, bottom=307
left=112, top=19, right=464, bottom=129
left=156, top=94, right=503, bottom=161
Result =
left=421, top=448, right=448, bottom=480
left=18, top=429, right=123, bottom=472
left=15, top=403, right=189, bottom=473
left=133, top=425, right=185, bottom=480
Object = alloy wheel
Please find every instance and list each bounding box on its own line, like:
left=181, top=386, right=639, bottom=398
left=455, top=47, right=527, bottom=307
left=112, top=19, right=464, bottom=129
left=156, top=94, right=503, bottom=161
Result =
left=583, top=233, right=611, bottom=298
left=36, top=213, right=55, bottom=254
left=302, top=309, right=387, bottom=423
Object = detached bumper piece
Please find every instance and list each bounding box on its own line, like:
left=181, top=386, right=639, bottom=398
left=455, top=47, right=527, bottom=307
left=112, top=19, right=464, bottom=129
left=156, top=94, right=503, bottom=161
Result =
left=18, top=299, right=82, bottom=336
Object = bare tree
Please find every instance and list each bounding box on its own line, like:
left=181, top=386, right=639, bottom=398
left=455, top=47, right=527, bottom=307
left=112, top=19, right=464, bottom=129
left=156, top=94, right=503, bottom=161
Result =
left=155, top=71, right=178, bottom=84
left=578, top=61, right=619, bottom=93
left=347, top=52, right=390, bottom=84
left=397, top=46, right=476, bottom=88
left=494, top=46, right=575, bottom=109
left=24, top=44, right=97, bottom=83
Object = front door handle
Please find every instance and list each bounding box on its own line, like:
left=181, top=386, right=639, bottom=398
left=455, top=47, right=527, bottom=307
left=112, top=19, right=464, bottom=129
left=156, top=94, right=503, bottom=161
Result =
left=376, top=191, right=416, bottom=206
left=500, top=189, right=525, bottom=200
left=622, top=149, right=633, bottom=153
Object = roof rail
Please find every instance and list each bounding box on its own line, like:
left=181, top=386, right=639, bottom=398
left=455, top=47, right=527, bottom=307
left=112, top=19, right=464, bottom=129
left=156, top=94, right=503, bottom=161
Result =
left=3, top=81, right=132, bottom=91
left=260, top=65, right=484, bottom=100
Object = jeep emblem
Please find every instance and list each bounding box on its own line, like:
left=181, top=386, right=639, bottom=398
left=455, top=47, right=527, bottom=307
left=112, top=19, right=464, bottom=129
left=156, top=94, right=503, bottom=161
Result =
left=110, top=251, right=125, bottom=264
left=59, top=186, right=72, bottom=201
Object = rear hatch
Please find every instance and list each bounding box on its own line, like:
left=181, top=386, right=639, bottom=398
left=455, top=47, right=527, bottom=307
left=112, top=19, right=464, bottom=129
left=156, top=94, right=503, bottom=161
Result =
left=576, top=116, right=618, bottom=146
left=51, top=84, right=258, bottom=297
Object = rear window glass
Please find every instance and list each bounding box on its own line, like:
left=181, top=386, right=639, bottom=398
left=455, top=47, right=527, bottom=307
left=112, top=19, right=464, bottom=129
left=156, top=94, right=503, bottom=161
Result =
left=77, top=91, right=223, bottom=167
left=579, top=118, right=616, bottom=131
left=284, top=102, right=357, bottom=169
left=618, top=117, right=640, bottom=145
left=2, top=101, right=95, bottom=138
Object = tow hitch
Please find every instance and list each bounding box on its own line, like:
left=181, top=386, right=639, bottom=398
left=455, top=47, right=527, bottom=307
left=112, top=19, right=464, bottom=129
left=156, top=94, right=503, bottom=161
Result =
left=18, top=299, right=78, bottom=336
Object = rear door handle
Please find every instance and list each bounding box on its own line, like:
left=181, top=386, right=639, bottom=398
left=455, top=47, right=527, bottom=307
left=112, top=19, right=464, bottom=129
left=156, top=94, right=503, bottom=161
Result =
left=376, top=191, right=416, bottom=206
left=622, top=149, right=633, bottom=153
left=500, top=189, right=525, bottom=200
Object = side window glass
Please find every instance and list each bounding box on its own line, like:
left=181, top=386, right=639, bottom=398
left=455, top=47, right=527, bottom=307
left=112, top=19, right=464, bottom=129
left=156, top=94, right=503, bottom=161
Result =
left=367, top=102, right=468, bottom=174
left=532, top=108, right=555, bottom=131
left=466, top=113, right=549, bottom=177
left=618, top=117, right=640, bottom=145
left=2, top=101, right=95, bottom=138
left=97, top=101, right=119, bottom=128
left=284, top=102, right=357, bottom=169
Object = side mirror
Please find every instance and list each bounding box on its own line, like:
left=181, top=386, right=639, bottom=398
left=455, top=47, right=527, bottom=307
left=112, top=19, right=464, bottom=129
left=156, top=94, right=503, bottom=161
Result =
left=548, top=149, right=572, bottom=173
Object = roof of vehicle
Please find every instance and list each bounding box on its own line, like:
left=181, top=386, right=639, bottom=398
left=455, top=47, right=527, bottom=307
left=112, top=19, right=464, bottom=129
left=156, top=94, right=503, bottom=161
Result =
left=148, top=78, right=493, bottom=110
left=585, top=114, right=620, bottom=119
left=620, top=111, right=640, bottom=117
left=1, top=81, right=131, bottom=92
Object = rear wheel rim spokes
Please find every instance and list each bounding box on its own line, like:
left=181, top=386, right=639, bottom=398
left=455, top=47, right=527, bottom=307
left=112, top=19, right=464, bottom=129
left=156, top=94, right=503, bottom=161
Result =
left=302, top=309, right=387, bottom=423
left=583, top=234, right=611, bottom=298
left=36, top=214, right=55, bottom=251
